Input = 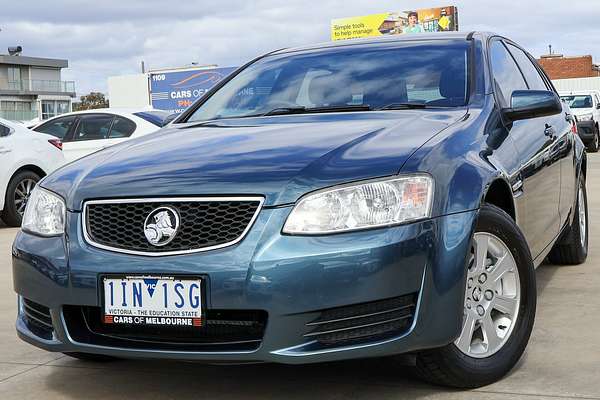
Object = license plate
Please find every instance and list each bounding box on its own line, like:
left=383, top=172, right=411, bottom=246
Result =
left=102, top=276, right=203, bottom=328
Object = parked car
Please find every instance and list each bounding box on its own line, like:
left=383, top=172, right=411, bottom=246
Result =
left=13, top=32, right=587, bottom=388
left=560, top=90, right=600, bottom=151
left=31, top=109, right=169, bottom=162
left=0, top=118, right=64, bottom=227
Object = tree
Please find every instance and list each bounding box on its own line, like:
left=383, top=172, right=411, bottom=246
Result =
left=72, top=92, right=109, bottom=111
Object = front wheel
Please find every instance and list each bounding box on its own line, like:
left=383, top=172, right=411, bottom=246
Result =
left=415, top=204, right=536, bottom=388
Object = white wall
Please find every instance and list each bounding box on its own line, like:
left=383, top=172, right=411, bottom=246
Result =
left=108, top=73, right=150, bottom=108
left=552, top=77, right=600, bottom=93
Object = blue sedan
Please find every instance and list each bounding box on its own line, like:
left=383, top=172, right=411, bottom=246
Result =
left=12, top=32, right=587, bottom=388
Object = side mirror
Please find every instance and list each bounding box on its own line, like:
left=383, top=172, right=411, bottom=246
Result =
left=502, top=90, right=562, bottom=122
left=596, top=103, right=600, bottom=110
left=162, top=113, right=178, bottom=126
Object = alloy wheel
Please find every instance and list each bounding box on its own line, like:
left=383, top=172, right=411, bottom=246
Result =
left=13, top=178, right=37, bottom=217
left=455, top=232, right=521, bottom=358
left=579, top=186, right=586, bottom=247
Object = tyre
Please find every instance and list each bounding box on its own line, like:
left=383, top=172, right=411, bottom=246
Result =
left=1, top=170, right=41, bottom=227
left=589, top=129, right=599, bottom=153
left=63, top=352, right=119, bottom=362
left=414, top=204, right=536, bottom=388
left=548, top=177, right=588, bottom=265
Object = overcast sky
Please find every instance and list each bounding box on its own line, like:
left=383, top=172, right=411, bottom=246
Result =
left=1, top=0, right=598, bottom=97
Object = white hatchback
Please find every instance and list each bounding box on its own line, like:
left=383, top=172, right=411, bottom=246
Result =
left=32, top=109, right=170, bottom=162
left=0, top=118, right=65, bottom=226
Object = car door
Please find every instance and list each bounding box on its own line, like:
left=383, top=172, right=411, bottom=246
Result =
left=505, top=42, right=575, bottom=231
left=489, top=39, right=562, bottom=259
left=0, top=123, right=16, bottom=208
left=64, top=114, right=115, bottom=162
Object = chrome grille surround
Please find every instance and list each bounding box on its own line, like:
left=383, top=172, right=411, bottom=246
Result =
left=82, top=197, right=264, bottom=257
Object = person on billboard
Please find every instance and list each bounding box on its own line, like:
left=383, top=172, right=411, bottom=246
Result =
left=403, top=11, right=424, bottom=34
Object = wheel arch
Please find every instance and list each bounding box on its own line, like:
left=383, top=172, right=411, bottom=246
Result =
left=482, top=177, right=516, bottom=221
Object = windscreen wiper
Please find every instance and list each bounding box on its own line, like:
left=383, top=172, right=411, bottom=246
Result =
left=263, top=104, right=371, bottom=116
left=263, top=106, right=307, bottom=116
left=377, top=102, right=429, bottom=110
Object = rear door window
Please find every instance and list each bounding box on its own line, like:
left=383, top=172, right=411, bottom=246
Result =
left=505, top=43, right=548, bottom=91
left=73, top=114, right=114, bottom=141
left=0, top=123, right=12, bottom=137
left=33, top=116, right=76, bottom=140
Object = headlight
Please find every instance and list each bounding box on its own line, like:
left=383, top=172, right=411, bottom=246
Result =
left=21, top=186, right=66, bottom=236
left=283, top=175, right=434, bottom=234
left=578, top=113, right=594, bottom=121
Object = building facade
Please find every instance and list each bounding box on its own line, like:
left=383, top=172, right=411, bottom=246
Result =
left=0, top=54, right=76, bottom=122
left=537, top=54, right=600, bottom=80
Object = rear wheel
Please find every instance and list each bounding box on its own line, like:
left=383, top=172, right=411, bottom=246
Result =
left=1, top=171, right=40, bottom=227
left=415, top=204, right=536, bottom=388
left=548, top=177, right=588, bottom=265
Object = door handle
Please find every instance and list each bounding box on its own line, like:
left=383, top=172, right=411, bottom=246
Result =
left=544, top=125, right=557, bottom=139
left=0, top=147, right=11, bottom=154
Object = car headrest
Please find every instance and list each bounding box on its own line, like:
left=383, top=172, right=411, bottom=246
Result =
left=365, top=77, right=408, bottom=106
left=308, top=75, right=353, bottom=106
left=439, top=68, right=467, bottom=100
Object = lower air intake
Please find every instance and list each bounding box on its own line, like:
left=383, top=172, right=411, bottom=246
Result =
left=305, top=293, right=418, bottom=346
left=22, top=298, right=54, bottom=340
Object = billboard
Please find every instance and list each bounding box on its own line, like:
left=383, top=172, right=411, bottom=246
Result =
left=149, top=67, right=237, bottom=114
left=331, top=6, right=458, bottom=41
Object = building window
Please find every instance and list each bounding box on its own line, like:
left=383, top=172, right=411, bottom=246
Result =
left=41, top=100, right=70, bottom=120
left=7, top=67, right=24, bottom=90
left=42, top=101, right=56, bottom=119
left=0, top=100, right=36, bottom=121
left=57, top=100, right=69, bottom=115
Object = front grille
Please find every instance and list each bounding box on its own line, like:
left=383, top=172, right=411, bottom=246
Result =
left=63, top=306, right=267, bottom=352
left=305, top=294, right=418, bottom=346
left=22, top=298, right=54, bottom=340
left=84, top=197, right=263, bottom=255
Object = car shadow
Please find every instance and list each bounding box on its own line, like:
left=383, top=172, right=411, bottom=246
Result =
left=43, top=356, right=468, bottom=399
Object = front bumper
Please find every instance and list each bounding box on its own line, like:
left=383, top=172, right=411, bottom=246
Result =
left=577, top=120, right=596, bottom=143
left=13, top=207, right=477, bottom=363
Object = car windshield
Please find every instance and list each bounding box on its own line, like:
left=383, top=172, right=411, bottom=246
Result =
left=561, top=95, right=593, bottom=109
left=185, top=40, right=469, bottom=123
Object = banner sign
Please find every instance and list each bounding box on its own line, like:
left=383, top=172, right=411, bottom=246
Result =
left=331, top=6, right=458, bottom=41
left=149, top=67, right=237, bottom=114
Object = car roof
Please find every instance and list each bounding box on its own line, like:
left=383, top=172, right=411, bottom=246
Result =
left=50, top=108, right=156, bottom=117
left=270, top=31, right=482, bottom=56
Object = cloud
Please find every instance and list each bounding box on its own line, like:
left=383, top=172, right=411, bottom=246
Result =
left=1, top=0, right=599, bottom=96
